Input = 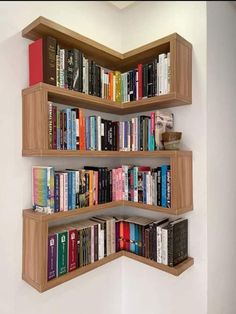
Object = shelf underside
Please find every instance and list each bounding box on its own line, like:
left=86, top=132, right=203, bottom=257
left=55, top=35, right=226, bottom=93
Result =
left=23, top=200, right=193, bottom=223
left=22, top=251, right=194, bottom=292
left=22, top=83, right=191, bottom=115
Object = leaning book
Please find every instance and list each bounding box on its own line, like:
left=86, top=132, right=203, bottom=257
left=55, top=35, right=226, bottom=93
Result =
left=32, top=166, right=55, bottom=214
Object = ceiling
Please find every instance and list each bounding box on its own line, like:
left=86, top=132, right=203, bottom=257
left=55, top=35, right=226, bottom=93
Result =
left=109, top=1, right=136, bottom=10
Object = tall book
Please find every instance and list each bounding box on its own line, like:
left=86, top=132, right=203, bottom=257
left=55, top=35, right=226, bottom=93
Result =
left=29, top=36, right=57, bottom=86
left=168, top=218, right=188, bottom=267
left=47, top=233, right=57, bottom=280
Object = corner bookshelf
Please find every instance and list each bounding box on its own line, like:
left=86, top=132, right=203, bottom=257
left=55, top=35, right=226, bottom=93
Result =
left=22, top=16, right=194, bottom=292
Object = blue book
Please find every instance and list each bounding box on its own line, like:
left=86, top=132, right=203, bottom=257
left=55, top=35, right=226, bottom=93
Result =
left=54, top=173, right=60, bottom=212
left=161, top=165, right=168, bottom=207
left=130, top=223, right=135, bottom=253
left=71, top=171, right=76, bottom=209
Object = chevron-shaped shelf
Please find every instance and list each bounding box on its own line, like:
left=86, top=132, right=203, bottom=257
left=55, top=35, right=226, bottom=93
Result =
left=23, top=250, right=194, bottom=293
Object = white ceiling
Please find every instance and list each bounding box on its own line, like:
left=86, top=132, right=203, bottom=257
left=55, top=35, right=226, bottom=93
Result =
left=109, top=1, right=136, bottom=10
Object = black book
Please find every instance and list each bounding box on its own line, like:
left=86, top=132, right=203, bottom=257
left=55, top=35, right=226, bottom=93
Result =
left=149, top=218, right=169, bottom=261
left=142, top=64, right=148, bottom=98
left=64, top=49, right=68, bottom=89
left=133, top=69, right=137, bottom=101
left=168, top=218, right=188, bottom=267
left=107, top=120, right=113, bottom=151
left=79, top=51, right=84, bottom=93
left=88, top=59, right=93, bottom=95
left=92, top=61, right=96, bottom=96
left=153, top=59, right=158, bottom=96
left=147, top=63, right=153, bottom=97
left=42, top=36, right=57, bottom=86
left=73, top=49, right=80, bottom=91
left=67, top=50, right=74, bottom=90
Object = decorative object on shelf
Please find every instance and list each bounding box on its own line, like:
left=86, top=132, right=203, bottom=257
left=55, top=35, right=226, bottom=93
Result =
left=162, top=131, right=182, bottom=150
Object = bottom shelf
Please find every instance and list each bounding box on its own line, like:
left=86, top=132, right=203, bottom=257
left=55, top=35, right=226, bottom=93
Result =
left=23, top=251, right=194, bottom=292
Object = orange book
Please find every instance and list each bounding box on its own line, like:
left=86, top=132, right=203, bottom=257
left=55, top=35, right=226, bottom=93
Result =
left=119, top=221, right=124, bottom=250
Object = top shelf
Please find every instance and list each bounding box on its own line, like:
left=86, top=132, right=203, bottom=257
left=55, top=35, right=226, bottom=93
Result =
left=22, top=16, right=192, bottom=72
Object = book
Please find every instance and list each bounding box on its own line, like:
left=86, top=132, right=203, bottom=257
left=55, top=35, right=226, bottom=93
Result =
left=32, top=166, right=54, bottom=214
left=47, top=233, right=57, bottom=280
left=168, top=218, right=188, bottom=266
left=29, top=36, right=57, bottom=86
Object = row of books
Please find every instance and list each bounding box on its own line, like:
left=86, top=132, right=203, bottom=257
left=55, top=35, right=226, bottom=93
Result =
left=29, top=36, right=171, bottom=103
left=48, top=102, right=174, bottom=151
left=48, top=215, right=188, bottom=280
left=32, top=165, right=171, bottom=214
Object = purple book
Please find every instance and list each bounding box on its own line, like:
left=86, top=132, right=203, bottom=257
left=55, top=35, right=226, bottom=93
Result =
left=48, top=233, right=57, bottom=281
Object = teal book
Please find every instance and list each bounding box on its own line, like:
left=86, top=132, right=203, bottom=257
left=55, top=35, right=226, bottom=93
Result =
left=57, top=230, right=68, bottom=276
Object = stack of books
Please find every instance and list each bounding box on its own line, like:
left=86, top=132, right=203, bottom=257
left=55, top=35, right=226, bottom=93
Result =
left=48, top=102, right=174, bottom=151
left=29, top=36, right=171, bottom=102
left=32, top=164, right=171, bottom=214
left=48, top=216, right=188, bottom=280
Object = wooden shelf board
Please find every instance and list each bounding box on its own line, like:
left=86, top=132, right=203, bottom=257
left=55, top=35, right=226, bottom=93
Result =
left=22, top=148, right=192, bottom=158
left=123, top=251, right=194, bottom=276
left=29, top=251, right=193, bottom=292
left=23, top=201, right=124, bottom=222
left=23, top=198, right=193, bottom=223
left=22, top=16, right=123, bottom=70
left=22, top=17, right=192, bottom=73
left=22, top=83, right=191, bottom=115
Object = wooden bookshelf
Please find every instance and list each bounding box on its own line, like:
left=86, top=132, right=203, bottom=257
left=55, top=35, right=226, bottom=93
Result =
left=23, top=249, right=193, bottom=293
left=22, top=16, right=194, bottom=292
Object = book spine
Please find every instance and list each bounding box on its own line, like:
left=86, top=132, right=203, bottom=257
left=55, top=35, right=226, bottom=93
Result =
left=161, top=227, right=168, bottom=265
left=43, top=36, right=57, bottom=86
left=54, top=173, right=60, bottom=213
left=48, top=102, right=53, bottom=149
left=57, top=231, right=68, bottom=276
left=167, top=166, right=171, bottom=208
left=68, top=229, right=78, bottom=271
left=48, top=233, right=57, bottom=280
left=161, top=165, right=168, bottom=207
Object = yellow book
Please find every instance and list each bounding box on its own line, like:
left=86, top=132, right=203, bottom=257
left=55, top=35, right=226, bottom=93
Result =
left=115, top=71, right=121, bottom=103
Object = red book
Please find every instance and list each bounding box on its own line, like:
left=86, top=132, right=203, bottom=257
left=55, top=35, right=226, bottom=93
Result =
left=29, top=36, right=56, bottom=86
left=138, top=64, right=143, bottom=100
left=123, top=222, right=130, bottom=251
left=67, top=228, right=78, bottom=272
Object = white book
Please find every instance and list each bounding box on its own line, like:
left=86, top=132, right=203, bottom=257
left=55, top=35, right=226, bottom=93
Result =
left=161, top=225, right=169, bottom=265
left=156, top=221, right=169, bottom=263
left=90, top=225, right=94, bottom=263
left=101, top=68, right=105, bottom=99
left=164, top=57, right=168, bottom=94
left=131, top=118, right=135, bottom=151
left=59, top=173, right=64, bottom=212
left=59, top=49, right=65, bottom=88
left=122, top=165, right=129, bottom=200
left=97, top=115, right=101, bottom=151
left=63, top=172, right=68, bottom=211
left=167, top=52, right=171, bottom=93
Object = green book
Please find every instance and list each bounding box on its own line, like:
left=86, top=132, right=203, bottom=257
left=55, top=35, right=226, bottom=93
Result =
left=57, top=230, right=68, bottom=276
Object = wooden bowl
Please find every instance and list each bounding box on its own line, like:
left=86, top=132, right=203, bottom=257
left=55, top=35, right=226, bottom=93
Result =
left=162, top=132, right=182, bottom=142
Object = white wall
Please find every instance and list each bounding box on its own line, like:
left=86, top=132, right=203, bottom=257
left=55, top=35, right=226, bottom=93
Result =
left=121, top=2, right=208, bottom=314
left=0, top=2, right=123, bottom=314
left=207, top=2, right=236, bottom=314
left=0, top=2, right=209, bottom=314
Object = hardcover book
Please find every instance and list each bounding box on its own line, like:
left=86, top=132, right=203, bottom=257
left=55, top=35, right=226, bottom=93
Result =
left=29, top=36, right=57, bottom=86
